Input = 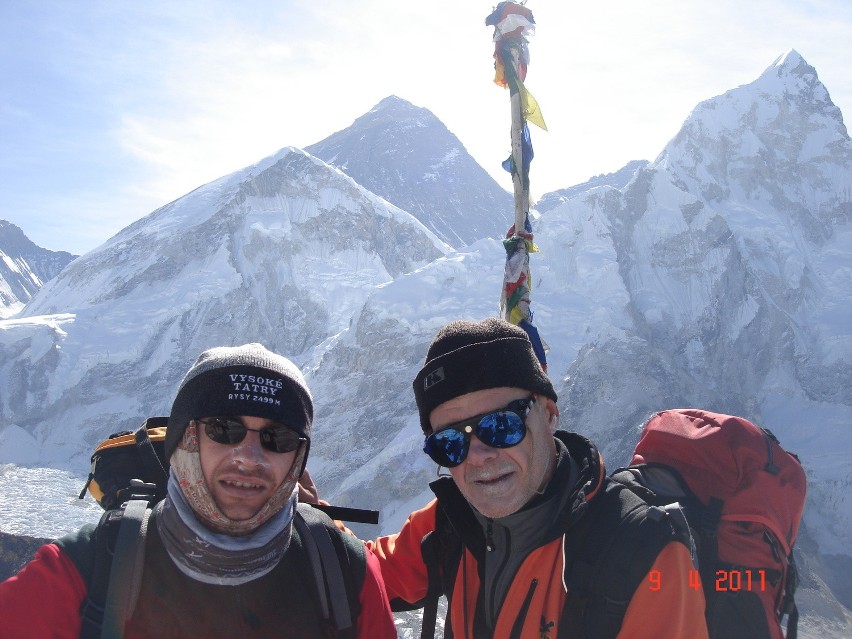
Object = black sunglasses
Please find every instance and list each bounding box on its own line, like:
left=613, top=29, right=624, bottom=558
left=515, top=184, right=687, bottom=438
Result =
left=423, top=396, right=535, bottom=468
left=196, top=417, right=304, bottom=454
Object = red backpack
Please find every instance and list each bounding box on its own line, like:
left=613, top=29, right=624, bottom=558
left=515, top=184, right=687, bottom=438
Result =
left=612, top=409, right=807, bottom=639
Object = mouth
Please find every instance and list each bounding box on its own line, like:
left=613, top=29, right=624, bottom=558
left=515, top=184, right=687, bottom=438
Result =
left=472, top=470, right=514, bottom=487
left=220, top=478, right=265, bottom=491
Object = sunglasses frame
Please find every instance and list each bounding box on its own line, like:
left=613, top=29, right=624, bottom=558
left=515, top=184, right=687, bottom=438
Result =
left=195, top=417, right=305, bottom=454
left=423, top=395, right=536, bottom=468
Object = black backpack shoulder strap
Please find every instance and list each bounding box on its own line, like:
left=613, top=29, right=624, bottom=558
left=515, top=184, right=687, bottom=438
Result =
left=418, top=500, right=462, bottom=639
left=294, top=502, right=365, bottom=638
left=101, top=499, right=152, bottom=638
left=559, top=477, right=692, bottom=639
left=414, top=476, right=487, bottom=639
left=781, top=552, right=800, bottom=639
left=419, top=527, right=441, bottom=639
left=56, top=498, right=153, bottom=639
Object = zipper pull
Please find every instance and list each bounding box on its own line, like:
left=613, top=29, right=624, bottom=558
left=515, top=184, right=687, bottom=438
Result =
left=486, top=519, right=494, bottom=551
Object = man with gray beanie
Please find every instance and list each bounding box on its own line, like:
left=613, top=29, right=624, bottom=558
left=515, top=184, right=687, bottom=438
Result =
left=1, top=343, right=395, bottom=639
left=368, top=318, right=708, bottom=638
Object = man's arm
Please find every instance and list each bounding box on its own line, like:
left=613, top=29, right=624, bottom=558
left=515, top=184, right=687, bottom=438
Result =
left=353, top=548, right=397, bottom=639
left=365, top=499, right=439, bottom=605
left=297, top=467, right=319, bottom=504
left=617, top=541, right=710, bottom=639
left=0, top=543, right=87, bottom=639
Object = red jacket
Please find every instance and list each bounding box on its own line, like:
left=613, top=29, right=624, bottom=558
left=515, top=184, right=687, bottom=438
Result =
left=0, top=523, right=395, bottom=638
left=369, top=433, right=709, bottom=639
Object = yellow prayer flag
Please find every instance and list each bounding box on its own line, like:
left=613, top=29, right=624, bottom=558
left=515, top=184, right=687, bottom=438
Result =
left=519, top=81, right=547, bottom=131
left=508, top=305, right=523, bottom=325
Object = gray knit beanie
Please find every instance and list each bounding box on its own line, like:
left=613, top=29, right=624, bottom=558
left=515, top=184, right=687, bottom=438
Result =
left=413, top=318, right=557, bottom=433
left=165, top=343, right=313, bottom=461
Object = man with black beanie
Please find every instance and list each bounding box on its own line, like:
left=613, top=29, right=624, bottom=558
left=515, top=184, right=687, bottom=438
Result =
left=1, top=343, right=396, bottom=639
left=369, top=318, right=709, bottom=638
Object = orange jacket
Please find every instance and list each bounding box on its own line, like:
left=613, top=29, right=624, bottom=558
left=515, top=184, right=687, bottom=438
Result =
left=369, top=433, right=709, bottom=639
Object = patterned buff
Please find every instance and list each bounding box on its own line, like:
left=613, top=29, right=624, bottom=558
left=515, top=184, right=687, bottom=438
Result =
left=170, top=422, right=306, bottom=535
left=157, top=477, right=296, bottom=586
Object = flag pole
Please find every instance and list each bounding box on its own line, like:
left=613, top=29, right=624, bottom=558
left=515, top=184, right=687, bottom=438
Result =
left=508, top=45, right=528, bottom=243
left=486, top=1, right=549, bottom=370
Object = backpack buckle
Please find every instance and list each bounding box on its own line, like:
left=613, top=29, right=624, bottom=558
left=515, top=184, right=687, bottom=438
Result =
left=117, top=479, right=160, bottom=506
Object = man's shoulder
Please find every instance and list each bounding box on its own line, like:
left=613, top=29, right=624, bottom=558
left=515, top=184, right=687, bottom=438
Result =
left=294, top=503, right=367, bottom=575
left=53, top=523, right=100, bottom=581
left=573, top=475, right=693, bottom=575
left=54, top=523, right=99, bottom=547
left=589, top=476, right=685, bottom=535
left=292, top=502, right=370, bottom=629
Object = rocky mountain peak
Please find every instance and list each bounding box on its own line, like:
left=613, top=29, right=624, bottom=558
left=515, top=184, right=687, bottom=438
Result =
left=307, top=96, right=512, bottom=248
left=0, top=220, right=76, bottom=316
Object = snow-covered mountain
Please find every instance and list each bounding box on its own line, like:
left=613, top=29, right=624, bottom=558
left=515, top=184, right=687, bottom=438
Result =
left=0, top=147, right=448, bottom=466
left=1, top=50, right=850, bottom=635
left=0, top=220, right=76, bottom=318
left=307, top=96, right=512, bottom=248
left=544, top=47, right=852, bottom=487
left=539, top=49, right=852, bottom=632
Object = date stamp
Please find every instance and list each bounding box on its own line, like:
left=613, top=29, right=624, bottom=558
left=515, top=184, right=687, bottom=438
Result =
left=649, top=569, right=768, bottom=592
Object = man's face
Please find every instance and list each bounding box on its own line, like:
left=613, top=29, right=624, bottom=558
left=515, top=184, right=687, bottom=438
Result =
left=430, top=386, right=557, bottom=518
left=198, top=415, right=297, bottom=521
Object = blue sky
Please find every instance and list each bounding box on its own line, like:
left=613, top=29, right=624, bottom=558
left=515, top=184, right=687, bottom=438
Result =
left=2, top=0, right=851, bottom=255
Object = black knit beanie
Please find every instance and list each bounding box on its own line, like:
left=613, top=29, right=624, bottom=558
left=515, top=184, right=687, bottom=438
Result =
left=165, top=343, right=313, bottom=461
left=413, top=318, right=557, bottom=433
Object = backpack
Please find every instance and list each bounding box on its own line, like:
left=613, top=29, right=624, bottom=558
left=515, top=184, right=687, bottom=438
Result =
left=413, top=431, right=693, bottom=639
left=71, top=417, right=378, bottom=639
left=611, top=408, right=807, bottom=639
left=78, top=417, right=169, bottom=511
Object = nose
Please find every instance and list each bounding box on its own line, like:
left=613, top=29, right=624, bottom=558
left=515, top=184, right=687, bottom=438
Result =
left=230, top=429, right=268, bottom=466
left=464, top=433, right=499, bottom=466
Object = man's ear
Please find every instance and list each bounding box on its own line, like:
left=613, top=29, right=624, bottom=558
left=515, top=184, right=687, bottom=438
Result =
left=542, top=398, right=559, bottom=433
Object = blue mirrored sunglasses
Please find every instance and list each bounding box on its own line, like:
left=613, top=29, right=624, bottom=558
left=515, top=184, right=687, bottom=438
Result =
left=422, top=396, right=535, bottom=468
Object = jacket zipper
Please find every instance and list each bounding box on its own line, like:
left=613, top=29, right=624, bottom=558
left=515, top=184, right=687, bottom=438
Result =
left=485, top=518, right=514, bottom=632
left=508, top=578, right=538, bottom=639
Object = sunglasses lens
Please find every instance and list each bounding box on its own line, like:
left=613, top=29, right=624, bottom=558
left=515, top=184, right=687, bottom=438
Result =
left=424, top=428, right=468, bottom=468
left=261, top=427, right=302, bottom=453
left=476, top=411, right=526, bottom=448
left=204, top=418, right=244, bottom=445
